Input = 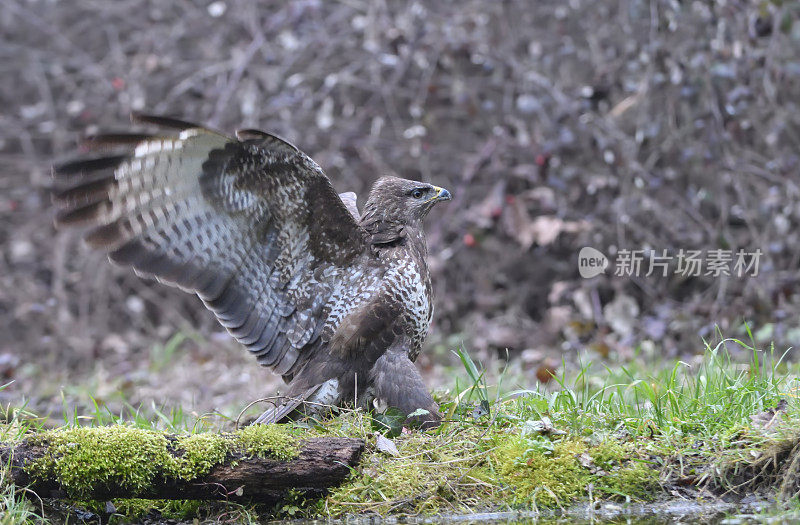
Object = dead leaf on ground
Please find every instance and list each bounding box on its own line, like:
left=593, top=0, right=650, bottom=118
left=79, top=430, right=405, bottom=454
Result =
left=472, top=400, right=491, bottom=419
left=750, top=399, right=788, bottom=433
left=578, top=452, right=609, bottom=475
left=578, top=451, right=595, bottom=468
left=503, top=199, right=589, bottom=249
left=374, top=432, right=400, bottom=457
left=466, top=181, right=507, bottom=229
left=535, top=358, right=559, bottom=384
left=603, top=293, right=639, bottom=338
left=522, top=416, right=566, bottom=436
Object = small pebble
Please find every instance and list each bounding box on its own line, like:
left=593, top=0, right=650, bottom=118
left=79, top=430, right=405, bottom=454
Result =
left=207, top=1, right=226, bottom=18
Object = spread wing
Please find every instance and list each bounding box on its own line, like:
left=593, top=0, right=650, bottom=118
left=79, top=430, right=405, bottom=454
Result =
left=53, top=114, right=370, bottom=377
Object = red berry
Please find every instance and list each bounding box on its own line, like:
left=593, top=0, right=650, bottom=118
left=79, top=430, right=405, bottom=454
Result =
left=463, top=233, right=476, bottom=247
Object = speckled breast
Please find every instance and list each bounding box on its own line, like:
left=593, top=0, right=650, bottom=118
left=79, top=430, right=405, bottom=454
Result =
left=385, top=257, right=433, bottom=361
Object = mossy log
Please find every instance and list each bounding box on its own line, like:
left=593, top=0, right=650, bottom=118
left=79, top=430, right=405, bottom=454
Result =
left=1, top=431, right=364, bottom=503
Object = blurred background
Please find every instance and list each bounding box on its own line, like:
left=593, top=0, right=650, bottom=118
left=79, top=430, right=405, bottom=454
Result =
left=1, top=0, right=799, bottom=419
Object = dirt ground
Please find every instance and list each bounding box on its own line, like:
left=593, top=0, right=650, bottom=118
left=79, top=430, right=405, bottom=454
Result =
left=1, top=0, right=799, bottom=419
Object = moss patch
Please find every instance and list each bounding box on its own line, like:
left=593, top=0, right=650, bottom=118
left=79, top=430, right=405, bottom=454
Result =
left=28, top=426, right=174, bottom=497
left=324, top=419, right=660, bottom=517
left=235, top=424, right=299, bottom=461
left=173, top=432, right=229, bottom=480
left=26, top=424, right=299, bottom=498
left=493, top=436, right=659, bottom=508
left=19, top=418, right=659, bottom=518
left=327, top=426, right=497, bottom=515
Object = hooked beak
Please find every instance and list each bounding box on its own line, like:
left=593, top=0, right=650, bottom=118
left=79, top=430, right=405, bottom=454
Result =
left=431, top=186, right=452, bottom=202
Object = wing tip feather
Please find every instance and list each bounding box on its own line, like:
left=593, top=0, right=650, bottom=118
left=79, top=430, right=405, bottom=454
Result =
left=235, top=128, right=299, bottom=153
left=84, top=221, right=125, bottom=248
left=81, top=133, right=154, bottom=150
left=53, top=155, right=126, bottom=177
left=51, top=175, right=115, bottom=205
left=54, top=198, right=110, bottom=226
left=130, top=112, right=202, bottom=130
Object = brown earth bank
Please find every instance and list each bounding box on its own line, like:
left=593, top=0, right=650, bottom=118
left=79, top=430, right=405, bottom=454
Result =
left=1, top=1, right=799, bottom=417
left=5, top=422, right=798, bottom=523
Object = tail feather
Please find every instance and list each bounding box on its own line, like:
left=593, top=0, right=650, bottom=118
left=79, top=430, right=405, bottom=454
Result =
left=253, top=384, right=321, bottom=425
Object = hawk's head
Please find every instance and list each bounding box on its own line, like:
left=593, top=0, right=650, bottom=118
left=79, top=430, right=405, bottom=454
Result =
left=364, top=176, right=452, bottom=225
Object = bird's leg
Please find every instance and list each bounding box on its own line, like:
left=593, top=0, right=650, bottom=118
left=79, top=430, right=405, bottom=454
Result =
left=368, top=347, right=441, bottom=429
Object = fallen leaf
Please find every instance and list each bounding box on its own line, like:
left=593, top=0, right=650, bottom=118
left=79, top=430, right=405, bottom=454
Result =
left=578, top=452, right=608, bottom=475
left=472, top=400, right=490, bottom=419
left=522, top=416, right=566, bottom=436
left=535, top=359, right=558, bottom=383
left=750, top=399, right=787, bottom=433
left=374, top=432, right=400, bottom=457
left=466, top=181, right=506, bottom=228
left=503, top=201, right=589, bottom=249
left=603, top=294, right=639, bottom=338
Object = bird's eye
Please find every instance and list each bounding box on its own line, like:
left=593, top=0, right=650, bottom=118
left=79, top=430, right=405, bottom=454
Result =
left=411, top=188, right=425, bottom=199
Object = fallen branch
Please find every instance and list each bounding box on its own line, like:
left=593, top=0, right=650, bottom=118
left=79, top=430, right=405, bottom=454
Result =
left=1, top=427, right=363, bottom=503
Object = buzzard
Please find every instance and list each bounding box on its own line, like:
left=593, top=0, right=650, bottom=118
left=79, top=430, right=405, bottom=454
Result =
left=53, top=114, right=451, bottom=428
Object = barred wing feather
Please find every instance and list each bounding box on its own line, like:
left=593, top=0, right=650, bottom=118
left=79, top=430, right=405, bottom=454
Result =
left=54, top=116, right=368, bottom=378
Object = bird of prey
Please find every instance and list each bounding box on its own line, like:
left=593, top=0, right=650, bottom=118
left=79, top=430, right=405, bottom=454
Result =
left=53, top=114, right=451, bottom=428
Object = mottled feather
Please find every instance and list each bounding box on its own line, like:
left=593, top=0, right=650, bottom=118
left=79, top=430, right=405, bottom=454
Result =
left=54, top=116, right=451, bottom=427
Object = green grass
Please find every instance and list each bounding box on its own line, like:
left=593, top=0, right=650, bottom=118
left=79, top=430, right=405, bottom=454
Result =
left=0, top=471, right=42, bottom=525
left=521, top=340, right=792, bottom=438
left=1, top=334, right=799, bottom=522
left=309, top=335, right=799, bottom=516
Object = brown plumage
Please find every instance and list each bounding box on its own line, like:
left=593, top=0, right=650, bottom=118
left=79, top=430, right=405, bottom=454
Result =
left=53, top=114, right=451, bottom=428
